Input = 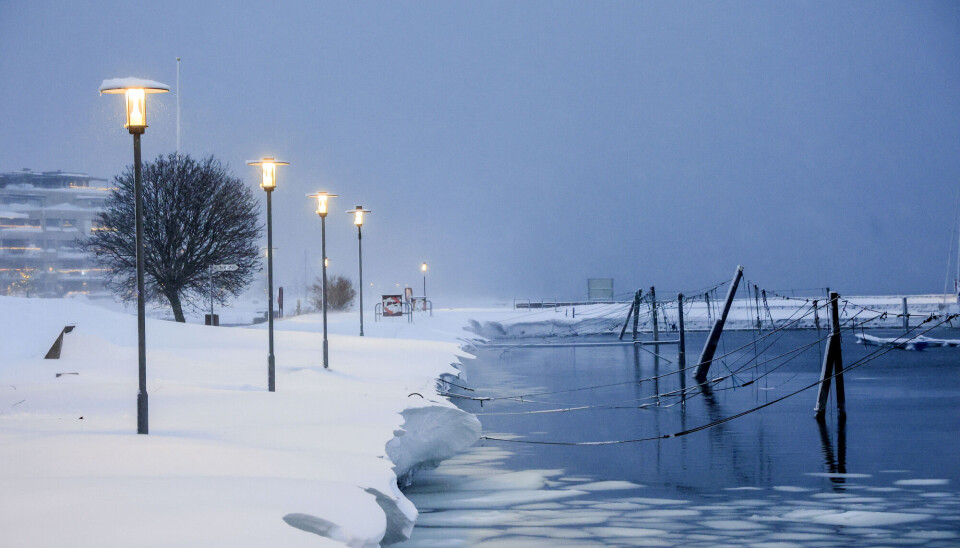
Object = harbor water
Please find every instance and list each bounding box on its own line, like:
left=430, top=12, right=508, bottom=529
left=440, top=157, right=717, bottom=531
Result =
left=395, top=328, right=960, bottom=547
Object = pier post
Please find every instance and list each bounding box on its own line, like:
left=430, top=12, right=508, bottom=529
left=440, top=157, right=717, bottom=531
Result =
left=754, top=284, right=762, bottom=331
left=632, top=289, right=642, bottom=340
left=705, top=292, right=713, bottom=323
left=815, top=292, right=846, bottom=420
left=678, top=293, right=686, bottom=404
left=902, top=297, right=909, bottom=331
left=695, top=265, right=744, bottom=383
left=618, top=297, right=635, bottom=341
left=649, top=286, right=659, bottom=344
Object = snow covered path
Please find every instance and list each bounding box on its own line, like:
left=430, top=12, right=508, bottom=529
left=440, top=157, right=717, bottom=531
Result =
left=0, top=297, right=484, bottom=547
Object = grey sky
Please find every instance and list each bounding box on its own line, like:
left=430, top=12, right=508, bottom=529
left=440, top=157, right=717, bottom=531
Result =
left=2, top=1, right=959, bottom=305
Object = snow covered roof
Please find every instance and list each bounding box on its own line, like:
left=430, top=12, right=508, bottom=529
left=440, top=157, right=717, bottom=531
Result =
left=99, top=77, right=170, bottom=94
left=0, top=210, right=28, bottom=219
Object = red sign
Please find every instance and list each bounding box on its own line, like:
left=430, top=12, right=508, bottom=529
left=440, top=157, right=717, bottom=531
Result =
left=382, top=295, right=403, bottom=317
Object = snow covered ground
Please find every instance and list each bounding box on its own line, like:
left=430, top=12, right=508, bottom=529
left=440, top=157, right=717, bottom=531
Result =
left=0, top=296, right=495, bottom=547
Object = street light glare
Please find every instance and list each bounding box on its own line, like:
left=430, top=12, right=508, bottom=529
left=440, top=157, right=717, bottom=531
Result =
left=246, top=158, right=288, bottom=191
left=307, top=192, right=338, bottom=218
left=126, top=88, right=145, bottom=128
left=99, top=77, right=169, bottom=133
left=348, top=205, right=370, bottom=227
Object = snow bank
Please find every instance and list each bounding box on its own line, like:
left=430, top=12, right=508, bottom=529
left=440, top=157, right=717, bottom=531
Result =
left=0, top=296, right=481, bottom=547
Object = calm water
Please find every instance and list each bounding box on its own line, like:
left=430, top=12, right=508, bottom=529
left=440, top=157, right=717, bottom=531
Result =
left=396, top=328, right=960, bottom=547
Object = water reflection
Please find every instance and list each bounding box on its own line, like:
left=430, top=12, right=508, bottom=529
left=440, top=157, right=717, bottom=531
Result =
left=817, top=415, right=848, bottom=490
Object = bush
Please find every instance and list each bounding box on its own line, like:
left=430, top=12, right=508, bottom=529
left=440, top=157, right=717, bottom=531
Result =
left=309, top=275, right=356, bottom=311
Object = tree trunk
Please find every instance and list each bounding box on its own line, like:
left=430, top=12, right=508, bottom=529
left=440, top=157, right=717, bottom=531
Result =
left=165, top=291, right=186, bottom=323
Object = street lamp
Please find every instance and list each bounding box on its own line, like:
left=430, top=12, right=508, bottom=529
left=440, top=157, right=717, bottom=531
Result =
left=308, top=191, right=337, bottom=368
left=421, top=262, right=428, bottom=299
left=248, top=157, right=288, bottom=392
left=348, top=206, right=371, bottom=336
left=100, top=77, right=170, bottom=435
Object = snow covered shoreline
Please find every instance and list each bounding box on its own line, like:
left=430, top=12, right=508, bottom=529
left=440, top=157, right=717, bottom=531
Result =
left=0, top=296, right=486, bottom=547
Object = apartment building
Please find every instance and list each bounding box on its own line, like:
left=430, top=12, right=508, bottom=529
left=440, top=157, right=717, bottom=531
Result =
left=0, top=169, right=112, bottom=296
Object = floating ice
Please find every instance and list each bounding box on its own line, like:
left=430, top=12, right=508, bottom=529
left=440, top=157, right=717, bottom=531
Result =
left=904, top=530, right=959, bottom=539
left=586, top=526, right=666, bottom=537
left=458, top=470, right=563, bottom=491
left=702, top=519, right=767, bottom=530
left=573, top=480, right=644, bottom=491
left=806, top=472, right=872, bottom=479
left=625, top=497, right=690, bottom=506
left=807, top=510, right=932, bottom=527
left=894, top=479, right=950, bottom=486
left=772, top=486, right=812, bottom=493
left=416, top=489, right=588, bottom=510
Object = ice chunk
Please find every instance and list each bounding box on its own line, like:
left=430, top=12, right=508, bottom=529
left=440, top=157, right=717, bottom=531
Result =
left=702, top=520, right=767, bottom=530
left=810, top=510, right=932, bottom=527
left=894, top=479, right=950, bottom=486
left=574, top=480, right=644, bottom=491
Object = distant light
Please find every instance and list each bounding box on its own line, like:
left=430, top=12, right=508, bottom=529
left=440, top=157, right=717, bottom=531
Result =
left=348, top=205, right=371, bottom=227
left=421, top=262, right=428, bottom=273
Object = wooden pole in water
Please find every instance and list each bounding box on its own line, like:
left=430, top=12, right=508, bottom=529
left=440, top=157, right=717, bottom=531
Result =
left=815, top=292, right=846, bottom=420
left=677, top=293, right=687, bottom=404
left=753, top=284, right=762, bottom=331
left=649, top=286, right=659, bottom=344
left=902, top=297, right=909, bottom=331
left=618, top=299, right=634, bottom=340
left=695, top=265, right=744, bottom=383
left=632, top=289, right=642, bottom=340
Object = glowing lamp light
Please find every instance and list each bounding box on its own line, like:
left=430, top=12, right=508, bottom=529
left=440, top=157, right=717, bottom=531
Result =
left=247, top=158, right=289, bottom=191
left=348, top=206, right=371, bottom=227
left=421, top=262, right=428, bottom=273
left=307, top=192, right=338, bottom=218
left=99, top=77, right=170, bottom=133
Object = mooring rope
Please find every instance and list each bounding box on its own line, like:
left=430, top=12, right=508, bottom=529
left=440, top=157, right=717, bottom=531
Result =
left=477, top=313, right=957, bottom=446
left=443, top=300, right=829, bottom=404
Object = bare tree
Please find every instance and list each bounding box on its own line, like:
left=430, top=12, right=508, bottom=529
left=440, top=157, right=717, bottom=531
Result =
left=309, top=275, right=356, bottom=311
left=86, top=153, right=262, bottom=322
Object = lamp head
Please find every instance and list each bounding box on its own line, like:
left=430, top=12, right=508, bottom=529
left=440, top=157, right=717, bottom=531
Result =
left=99, top=77, right=170, bottom=134
left=247, top=158, right=289, bottom=191
left=348, top=205, right=371, bottom=227
left=307, top=192, right=338, bottom=218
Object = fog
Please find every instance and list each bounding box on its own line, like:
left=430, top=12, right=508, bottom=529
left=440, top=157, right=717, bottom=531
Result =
left=2, top=1, right=959, bottom=305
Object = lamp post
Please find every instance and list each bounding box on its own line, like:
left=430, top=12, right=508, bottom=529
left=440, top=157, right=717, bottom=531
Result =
left=348, top=206, right=371, bottom=336
left=308, top=192, right=337, bottom=368
left=99, top=77, right=170, bottom=435
left=421, top=262, right=428, bottom=299
left=249, top=158, right=288, bottom=392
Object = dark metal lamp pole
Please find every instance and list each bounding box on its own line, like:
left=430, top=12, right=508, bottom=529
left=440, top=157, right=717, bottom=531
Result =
left=100, top=78, right=170, bottom=435
left=309, top=192, right=337, bottom=368
left=349, top=206, right=370, bottom=337
left=249, top=158, right=288, bottom=391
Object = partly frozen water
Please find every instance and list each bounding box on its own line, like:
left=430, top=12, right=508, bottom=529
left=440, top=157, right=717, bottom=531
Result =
left=396, top=329, right=960, bottom=546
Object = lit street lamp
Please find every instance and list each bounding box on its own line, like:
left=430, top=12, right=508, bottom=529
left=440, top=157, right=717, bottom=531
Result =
left=249, top=158, right=288, bottom=392
left=308, top=191, right=337, bottom=368
left=100, top=77, right=170, bottom=435
left=421, top=262, right=428, bottom=299
left=348, top=206, right=371, bottom=336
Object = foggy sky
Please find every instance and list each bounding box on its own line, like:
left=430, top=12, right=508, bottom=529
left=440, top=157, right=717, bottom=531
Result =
left=2, top=1, right=959, bottom=305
